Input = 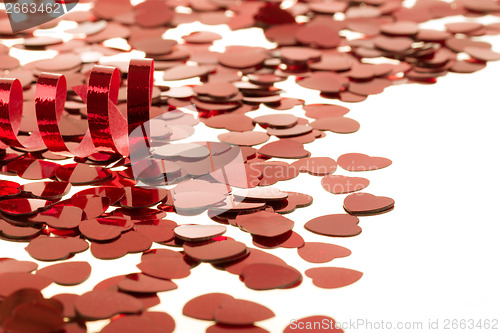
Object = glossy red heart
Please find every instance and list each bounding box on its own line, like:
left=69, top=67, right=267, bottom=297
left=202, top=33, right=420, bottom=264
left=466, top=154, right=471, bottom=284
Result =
left=183, top=293, right=234, bottom=321
left=240, top=263, right=302, bottom=290
left=321, top=175, right=370, bottom=194
left=311, top=117, right=360, bottom=134
left=297, top=72, right=349, bottom=93
left=305, top=267, right=363, bottom=289
left=337, top=153, right=392, bottom=171
left=291, top=157, right=337, bottom=176
left=297, top=242, right=351, bottom=263
left=213, top=298, right=275, bottom=325
left=74, top=290, right=143, bottom=320
left=258, top=139, right=310, bottom=159
left=343, top=192, right=395, bottom=215
left=305, top=214, right=362, bottom=237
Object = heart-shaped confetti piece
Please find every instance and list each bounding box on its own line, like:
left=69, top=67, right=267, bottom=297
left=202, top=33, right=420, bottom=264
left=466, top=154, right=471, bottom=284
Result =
left=305, top=214, right=362, bottom=237
left=305, top=267, right=363, bottom=289
left=343, top=192, right=395, bottom=215
left=321, top=175, right=370, bottom=194
left=337, top=153, right=392, bottom=171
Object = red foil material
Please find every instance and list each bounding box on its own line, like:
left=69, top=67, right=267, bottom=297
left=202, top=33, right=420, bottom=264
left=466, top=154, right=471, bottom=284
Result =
left=0, top=78, right=44, bottom=150
left=0, top=59, right=154, bottom=157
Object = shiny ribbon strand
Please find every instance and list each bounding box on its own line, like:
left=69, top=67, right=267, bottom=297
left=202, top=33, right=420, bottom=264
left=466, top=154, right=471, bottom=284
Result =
left=0, top=58, right=154, bottom=158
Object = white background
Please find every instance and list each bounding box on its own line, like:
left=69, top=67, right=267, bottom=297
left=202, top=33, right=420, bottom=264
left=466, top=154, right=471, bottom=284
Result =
left=1, top=3, right=500, bottom=332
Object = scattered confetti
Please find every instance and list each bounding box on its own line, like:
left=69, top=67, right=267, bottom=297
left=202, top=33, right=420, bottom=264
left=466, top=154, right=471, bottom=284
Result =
left=0, top=0, right=493, bottom=329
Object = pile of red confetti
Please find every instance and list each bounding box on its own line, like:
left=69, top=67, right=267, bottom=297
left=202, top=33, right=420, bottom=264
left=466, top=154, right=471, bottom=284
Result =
left=0, top=0, right=499, bottom=331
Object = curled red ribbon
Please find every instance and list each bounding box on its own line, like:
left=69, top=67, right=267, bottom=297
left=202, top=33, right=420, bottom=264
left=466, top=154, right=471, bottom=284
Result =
left=0, top=59, right=154, bottom=158
left=0, top=78, right=44, bottom=150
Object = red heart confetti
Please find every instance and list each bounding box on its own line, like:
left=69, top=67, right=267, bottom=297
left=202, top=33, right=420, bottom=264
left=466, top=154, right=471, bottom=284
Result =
left=183, top=238, right=248, bottom=264
left=119, top=187, right=169, bottom=209
left=29, top=205, right=86, bottom=230
left=137, top=251, right=191, bottom=280
left=117, top=273, right=178, bottom=294
left=204, top=114, right=255, bottom=132
left=305, top=267, right=363, bottom=289
left=36, top=261, right=92, bottom=286
left=3, top=301, right=65, bottom=333
left=0, top=258, right=38, bottom=274
left=0, top=198, right=51, bottom=217
left=303, top=104, right=350, bottom=119
left=174, top=225, right=227, bottom=242
left=72, top=186, right=125, bottom=205
left=343, top=192, right=395, bottom=216
left=79, top=217, right=133, bottom=242
left=55, top=164, right=112, bottom=185
left=305, top=214, right=362, bottom=237
left=0, top=273, right=53, bottom=297
left=291, top=157, right=337, bottom=176
left=252, top=230, right=305, bottom=249
left=0, top=218, right=43, bottom=239
left=183, top=293, right=234, bottom=321
left=7, top=159, right=59, bottom=180
left=20, top=181, right=71, bottom=200
left=0, top=0, right=495, bottom=328
left=218, top=131, right=270, bottom=147
left=321, top=175, right=370, bottom=194
left=310, top=117, right=360, bottom=134
left=0, top=289, right=49, bottom=324
left=214, top=298, right=275, bottom=325
left=220, top=248, right=288, bottom=276
left=51, top=293, right=79, bottom=318
left=90, top=231, right=152, bottom=260
left=254, top=114, right=298, bottom=129
left=297, top=242, right=352, bottom=264
left=258, top=140, right=310, bottom=159
left=240, top=263, right=302, bottom=290
left=134, top=219, right=176, bottom=243
left=25, top=237, right=89, bottom=261
left=207, top=324, right=270, bottom=333
left=64, top=195, right=110, bottom=220
left=297, top=72, right=349, bottom=94
left=74, top=290, right=143, bottom=320
left=0, top=185, right=21, bottom=198
left=100, top=312, right=175, bottom=333
left=337, top=153, right=392, bottom=171
left=236, top=211, right=294, bottom=238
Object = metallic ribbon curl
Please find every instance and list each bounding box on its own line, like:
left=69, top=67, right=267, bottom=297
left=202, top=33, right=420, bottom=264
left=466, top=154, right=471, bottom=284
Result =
left=0, top=59, right=154, bottom=158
